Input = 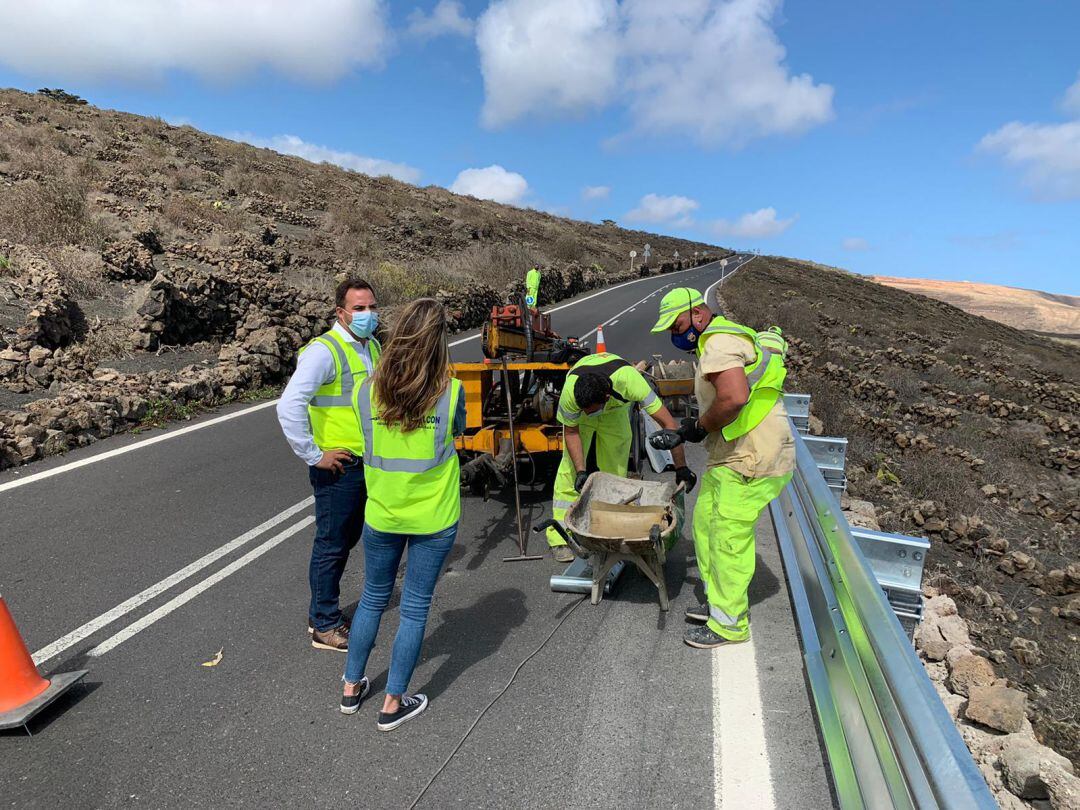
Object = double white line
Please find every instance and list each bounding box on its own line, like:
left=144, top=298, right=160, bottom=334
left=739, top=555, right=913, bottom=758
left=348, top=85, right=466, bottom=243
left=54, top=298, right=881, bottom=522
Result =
left=33, top=497, right=315, bottom=666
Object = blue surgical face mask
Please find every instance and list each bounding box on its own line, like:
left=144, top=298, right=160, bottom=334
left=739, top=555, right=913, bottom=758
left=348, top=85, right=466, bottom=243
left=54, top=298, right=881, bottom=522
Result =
left=671, top=322, right=702, bottom=353
left=347, top=310, right=378, bottom=339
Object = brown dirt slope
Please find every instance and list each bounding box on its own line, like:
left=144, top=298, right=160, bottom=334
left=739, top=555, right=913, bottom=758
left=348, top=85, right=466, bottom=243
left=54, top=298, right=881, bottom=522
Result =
left=723, top=257, right=1080, bottom=767
left=0, top=87, right=722, bottom=464
left=873, top=276, right=1080, bottom=336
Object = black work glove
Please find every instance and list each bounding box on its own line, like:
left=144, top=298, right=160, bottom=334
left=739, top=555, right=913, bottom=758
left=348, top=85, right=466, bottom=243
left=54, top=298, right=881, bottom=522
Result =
left=678, top=417, right=709, bottom=444
left=574, top=470, right=589, bottom=493
left=649, top=429, right=683, bottom=450
left=675, top=466, right=698, bottom=493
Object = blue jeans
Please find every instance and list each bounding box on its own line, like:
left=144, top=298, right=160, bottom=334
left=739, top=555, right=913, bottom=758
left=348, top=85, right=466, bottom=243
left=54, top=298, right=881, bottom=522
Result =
left=308, top=461, right=366, bottom=632
left=344, top=522, right=458, bottom=695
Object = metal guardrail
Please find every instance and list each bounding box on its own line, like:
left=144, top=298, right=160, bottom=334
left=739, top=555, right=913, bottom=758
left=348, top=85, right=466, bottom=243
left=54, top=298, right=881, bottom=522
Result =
left=769, top=425, right=995, bottom=809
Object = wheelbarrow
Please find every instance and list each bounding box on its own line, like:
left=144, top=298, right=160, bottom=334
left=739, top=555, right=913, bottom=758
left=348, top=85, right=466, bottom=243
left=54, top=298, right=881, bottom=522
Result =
left=535, top=472, right=683, bottom=611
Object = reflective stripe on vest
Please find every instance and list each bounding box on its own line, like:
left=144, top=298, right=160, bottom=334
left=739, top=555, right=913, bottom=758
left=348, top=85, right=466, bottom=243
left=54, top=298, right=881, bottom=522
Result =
left=355, top=378, right=462, bottom=535
left=566, top=354, right=635, bottom=405
left=356, top=379, right=456, bottom=473
left=306, top=332, right=376, bottom=408
left=303, top=330, right=379, bottom=455
left=697, top=317, right=787, bottom=441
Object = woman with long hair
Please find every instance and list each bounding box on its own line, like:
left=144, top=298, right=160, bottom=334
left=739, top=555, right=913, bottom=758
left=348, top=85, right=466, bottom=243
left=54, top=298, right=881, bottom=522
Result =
left=340, top=298, right=465, bottom=731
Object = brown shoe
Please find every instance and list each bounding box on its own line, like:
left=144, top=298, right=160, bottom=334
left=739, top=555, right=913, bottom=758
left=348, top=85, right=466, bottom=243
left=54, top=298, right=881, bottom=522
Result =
left=308, top=615, right=350, bottom=635
left=312, top=624, right=349, bottom=652
left=552, top=545, right=576, bottom=563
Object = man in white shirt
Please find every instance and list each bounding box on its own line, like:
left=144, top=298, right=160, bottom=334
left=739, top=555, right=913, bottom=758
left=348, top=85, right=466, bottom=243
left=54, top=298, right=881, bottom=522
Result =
left=276, top=278, right=380, bottom=652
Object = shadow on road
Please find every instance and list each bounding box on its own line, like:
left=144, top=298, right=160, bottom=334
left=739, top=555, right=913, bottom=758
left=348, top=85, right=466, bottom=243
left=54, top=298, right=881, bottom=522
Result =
left=690, top=553, right=782, bottom=610
left=455, top=489, right=550, bottom=571
left=408, top=588, right=528, bottom=702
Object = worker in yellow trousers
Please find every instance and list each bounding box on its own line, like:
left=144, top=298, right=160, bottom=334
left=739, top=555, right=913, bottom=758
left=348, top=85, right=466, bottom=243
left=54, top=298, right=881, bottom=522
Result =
left=649, top=288, right=794, bottom=648
left=547, top=352, right=695, bottom=562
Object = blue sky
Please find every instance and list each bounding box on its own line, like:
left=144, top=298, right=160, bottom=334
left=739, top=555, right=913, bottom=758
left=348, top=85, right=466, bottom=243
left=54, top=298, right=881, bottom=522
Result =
left=0, top=1, right=1077, bottom=294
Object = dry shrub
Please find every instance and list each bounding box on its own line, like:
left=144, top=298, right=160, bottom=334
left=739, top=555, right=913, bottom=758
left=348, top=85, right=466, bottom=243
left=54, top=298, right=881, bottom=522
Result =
left=161, top=195, right=243, bottom=232
left=893, top=451, right=983, bottom=516
left=764, top=297, right=821, bottom=340
left=551, top=234, right=584, bottom=262
left=0, top=176, right=106, bottom=248
left=368, top=261, right=448, bottom=305
left=432, top=242, right=543, bottom=289
left=330, top=198, right=393, bottom=232
left=168, top=164, right=204, bottom=191
left=44, top=245, right=108, bottom=299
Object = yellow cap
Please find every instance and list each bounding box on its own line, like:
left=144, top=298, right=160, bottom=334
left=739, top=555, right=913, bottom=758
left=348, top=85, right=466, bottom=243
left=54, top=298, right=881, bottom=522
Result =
left=651, top=287, right=705, bottom=332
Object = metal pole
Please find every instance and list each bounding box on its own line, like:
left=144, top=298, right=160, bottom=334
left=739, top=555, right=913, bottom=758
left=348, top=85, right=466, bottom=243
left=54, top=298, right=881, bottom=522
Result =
left=501, top=357, right=542, bottom=562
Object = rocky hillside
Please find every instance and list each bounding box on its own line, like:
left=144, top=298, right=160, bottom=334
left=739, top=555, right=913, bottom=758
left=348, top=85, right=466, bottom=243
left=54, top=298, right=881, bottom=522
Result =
left=722, top=257, right=1079, bottom=769
left=873, top=276, right=1080, bottom=337
left=0, top=88, right=720, bottom=466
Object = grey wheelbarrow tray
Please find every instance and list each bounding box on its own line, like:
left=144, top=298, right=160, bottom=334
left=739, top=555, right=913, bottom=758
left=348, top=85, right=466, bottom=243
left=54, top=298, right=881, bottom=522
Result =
left=537, top=472, right=680, bottom=611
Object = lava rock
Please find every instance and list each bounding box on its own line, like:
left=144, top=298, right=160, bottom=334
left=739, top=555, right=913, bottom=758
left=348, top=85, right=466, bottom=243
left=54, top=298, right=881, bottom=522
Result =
left=965, top=684, right=1028, bottom=733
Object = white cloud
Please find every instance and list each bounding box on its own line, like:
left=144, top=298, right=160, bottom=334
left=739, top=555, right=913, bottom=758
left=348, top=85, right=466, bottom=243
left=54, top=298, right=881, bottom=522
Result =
left=711, top=207, right=796, bottom=238
left=582, top=185, right=611, bottom=201
left=450, top=165, right=530, bottom=204
left=842, top=237, right=870, bottom=251
left=476, top=0, right=620, bottom=128
left=978, top=74, right=1080, bottom=201
left=626, top=193, right=699, bottom=226
left=978, top=121, right=1080, bottom=200
left=1061, top=72, right=1080, bottom=117
left=0, top=0, right=389, bottom=83
left=236, top=134, right=421, bottom=183
left=473, top=0, right=833, bottom=146
left=407, top=0, right=474, bottom=40
left=622, top=0, right=834, bottom=146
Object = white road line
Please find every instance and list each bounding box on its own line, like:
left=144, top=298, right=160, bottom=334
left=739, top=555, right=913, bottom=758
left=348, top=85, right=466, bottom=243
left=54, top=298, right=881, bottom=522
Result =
left=32, top=496, right=314, bottom=665
left=714, top=637, right=775, bottom=808
left=448, top=260, right=722, bottom=347
left=579, top=284, right=678, bottom=341
left=0, top=400, right=280, bottom=495
left=88, top=515, right=315, bottom=658
left=704, top=255, right=754, bottom=306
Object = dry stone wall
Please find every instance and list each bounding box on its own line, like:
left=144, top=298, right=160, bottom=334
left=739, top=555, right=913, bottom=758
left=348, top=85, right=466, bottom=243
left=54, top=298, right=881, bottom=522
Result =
left=0, top=245, right=706, bottom=469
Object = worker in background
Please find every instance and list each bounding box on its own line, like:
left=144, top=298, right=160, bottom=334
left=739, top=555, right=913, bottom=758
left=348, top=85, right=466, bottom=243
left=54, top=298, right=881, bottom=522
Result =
left=547, top=352, right=696, bottom=562
left=276, top=277, right=380, bottom=652
left=340, top=298, right=466, bottom=731
left=525, top=266, right=541, bottom=312
left=649, top=288, right=794, bottom=649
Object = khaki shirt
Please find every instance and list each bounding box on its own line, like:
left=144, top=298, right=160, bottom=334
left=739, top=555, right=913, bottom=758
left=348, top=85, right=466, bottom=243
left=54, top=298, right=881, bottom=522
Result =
left=695, top=333, right=795, bottom=478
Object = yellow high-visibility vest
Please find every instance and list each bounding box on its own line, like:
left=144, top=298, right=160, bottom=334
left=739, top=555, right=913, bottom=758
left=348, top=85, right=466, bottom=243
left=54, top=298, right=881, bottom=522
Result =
left=302, top=329, right=380, bottom=456
left=353, top=378, right=462, bottom=535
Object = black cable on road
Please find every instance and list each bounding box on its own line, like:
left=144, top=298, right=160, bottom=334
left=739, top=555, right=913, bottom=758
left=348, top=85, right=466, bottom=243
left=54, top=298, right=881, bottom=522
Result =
left=407, top=596, right=588, bottom=809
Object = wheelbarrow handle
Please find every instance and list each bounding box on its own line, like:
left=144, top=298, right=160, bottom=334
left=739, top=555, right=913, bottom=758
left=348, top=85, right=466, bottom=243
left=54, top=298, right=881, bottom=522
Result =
left=533, top=518, right=566, bottom=541
left=533, top=519, right=589, bottom=560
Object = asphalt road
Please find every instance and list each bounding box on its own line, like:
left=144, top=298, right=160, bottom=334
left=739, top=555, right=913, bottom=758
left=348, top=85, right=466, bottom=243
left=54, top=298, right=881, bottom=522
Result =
left=0, top=256, right=833, bottom=808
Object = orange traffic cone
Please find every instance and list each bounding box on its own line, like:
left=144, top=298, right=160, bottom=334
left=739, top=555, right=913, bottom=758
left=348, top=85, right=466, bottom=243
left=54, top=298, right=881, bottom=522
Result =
left=0, top=595, right=86, bottom=732
left=595, top=325, right=607, bottom=353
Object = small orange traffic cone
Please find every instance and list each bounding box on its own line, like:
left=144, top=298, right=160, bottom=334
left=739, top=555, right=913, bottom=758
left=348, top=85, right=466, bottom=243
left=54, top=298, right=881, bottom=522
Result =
left=0, top=595, right=86, bottom=732
left=595, top=325, right=607, bottom=353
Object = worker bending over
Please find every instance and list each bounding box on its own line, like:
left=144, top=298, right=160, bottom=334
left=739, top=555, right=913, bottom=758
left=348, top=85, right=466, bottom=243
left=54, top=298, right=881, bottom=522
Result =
left=650, top=288, right=793, bottom=649
left=547, top=352, right=696, bottom=562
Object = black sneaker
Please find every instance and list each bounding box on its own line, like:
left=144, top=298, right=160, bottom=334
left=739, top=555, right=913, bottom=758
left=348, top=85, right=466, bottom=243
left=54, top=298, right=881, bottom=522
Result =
left=685, top=603, right=709, bottom=623
left=684, top=625, right=749, bottom=649
left=340, top=678, right=371, bottom=714
left=377, top=694, right=428, bottom=732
